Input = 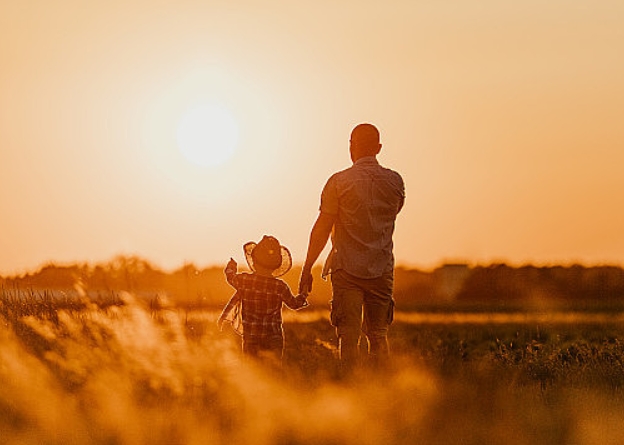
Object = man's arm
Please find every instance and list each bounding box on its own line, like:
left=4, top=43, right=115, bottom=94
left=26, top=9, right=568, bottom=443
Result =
left=298, top=211, right=335, bottom=295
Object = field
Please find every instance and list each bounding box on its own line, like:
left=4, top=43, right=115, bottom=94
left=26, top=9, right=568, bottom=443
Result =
left=1, top=291, right=624, bottom=445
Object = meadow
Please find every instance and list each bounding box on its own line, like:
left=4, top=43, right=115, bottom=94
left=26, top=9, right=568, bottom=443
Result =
left=1, top=289, right=624, bottom=445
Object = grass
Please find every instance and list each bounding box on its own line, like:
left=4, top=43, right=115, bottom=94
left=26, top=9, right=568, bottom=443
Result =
left=1, top=290, right=624, bottom=444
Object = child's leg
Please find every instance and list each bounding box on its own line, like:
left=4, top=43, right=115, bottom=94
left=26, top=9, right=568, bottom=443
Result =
left=258, top=336, right=284, bottom=367
left=243, top=338, right=260, bottom=357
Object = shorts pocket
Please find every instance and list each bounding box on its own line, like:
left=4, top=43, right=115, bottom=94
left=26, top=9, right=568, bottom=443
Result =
left=387, top=299, right=395, bottom=325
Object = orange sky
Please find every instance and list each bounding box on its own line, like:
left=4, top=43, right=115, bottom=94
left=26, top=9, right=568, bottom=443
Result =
left=1, top=1, right=623, bottom=275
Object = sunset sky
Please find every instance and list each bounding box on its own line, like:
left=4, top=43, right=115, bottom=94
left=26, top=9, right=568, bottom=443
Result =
left=1, top=0, right=623, bottom=275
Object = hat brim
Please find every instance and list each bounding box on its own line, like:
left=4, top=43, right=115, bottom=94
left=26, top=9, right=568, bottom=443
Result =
left=244, top=241, right=292, bottom=277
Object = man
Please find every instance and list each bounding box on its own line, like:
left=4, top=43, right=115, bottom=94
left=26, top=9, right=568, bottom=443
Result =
left=299, top=123, right=405, bottom=371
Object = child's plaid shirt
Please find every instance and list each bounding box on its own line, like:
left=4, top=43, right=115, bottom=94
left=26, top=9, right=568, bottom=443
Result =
left=222, top=267, right=307, bottom=338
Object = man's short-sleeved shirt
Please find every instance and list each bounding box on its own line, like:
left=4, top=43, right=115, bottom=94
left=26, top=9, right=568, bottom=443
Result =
left=320, top=156, right=405, bottom=279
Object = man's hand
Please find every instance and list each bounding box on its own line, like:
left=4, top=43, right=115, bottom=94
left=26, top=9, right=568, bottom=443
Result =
left=298, top=267, right=313, bottom=296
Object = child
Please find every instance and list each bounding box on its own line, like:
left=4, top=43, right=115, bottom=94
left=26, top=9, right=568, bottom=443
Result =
left=217, top=235, right=308, bottom=364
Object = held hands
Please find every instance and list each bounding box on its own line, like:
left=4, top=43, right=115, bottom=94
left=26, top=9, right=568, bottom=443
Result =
left=296, top=293, right=310, bottom=309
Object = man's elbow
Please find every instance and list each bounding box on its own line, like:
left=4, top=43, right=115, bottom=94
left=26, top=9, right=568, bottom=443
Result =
left=312, top=213, right=335, bottom=237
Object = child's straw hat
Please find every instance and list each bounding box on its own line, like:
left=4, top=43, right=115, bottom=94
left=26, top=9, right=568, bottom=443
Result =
left=243, top=235, right=292, bottom=277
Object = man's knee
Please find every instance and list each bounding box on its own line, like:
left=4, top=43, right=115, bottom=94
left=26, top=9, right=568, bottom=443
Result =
left=367, top=333, right=389, bottom=356
left=336, top=324, right=361, bottom=343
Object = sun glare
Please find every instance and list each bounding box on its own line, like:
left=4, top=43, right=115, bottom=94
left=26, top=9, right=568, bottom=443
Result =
left=176, top=104, right=239, bottom=168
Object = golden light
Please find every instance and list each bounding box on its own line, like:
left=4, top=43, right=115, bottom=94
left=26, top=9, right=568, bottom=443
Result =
left=175, top=103, right=240, bottom=168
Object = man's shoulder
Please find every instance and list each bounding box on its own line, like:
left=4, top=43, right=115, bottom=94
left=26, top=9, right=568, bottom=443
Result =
left=328, top=165, right=352, bottom=179
left=371, top=161, right=404, bottom=184
left=325, top=162, right=404, bottom=188
left=360, top=163, right=403, bottom=181
left=322, top=167, right=351, bottom=190
left=383, top=166, right=404, bottom=183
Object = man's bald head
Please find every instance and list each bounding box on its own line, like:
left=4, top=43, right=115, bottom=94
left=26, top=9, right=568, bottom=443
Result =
left=350, top=123, right=382, bottom=161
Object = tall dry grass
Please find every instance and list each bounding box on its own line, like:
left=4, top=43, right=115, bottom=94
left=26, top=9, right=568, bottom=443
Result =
left=1, top=290, right=623, bottom=444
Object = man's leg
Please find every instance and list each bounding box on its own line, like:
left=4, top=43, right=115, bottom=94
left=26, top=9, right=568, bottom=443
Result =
left=362, top=272, right=394, bottom=364
left=330, top=271, right=364, bottom=372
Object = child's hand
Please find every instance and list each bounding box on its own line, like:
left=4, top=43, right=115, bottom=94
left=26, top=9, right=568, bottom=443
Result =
left=296, top=294, right=309, bottom=309
left=225, top=258, right=237, bottom=273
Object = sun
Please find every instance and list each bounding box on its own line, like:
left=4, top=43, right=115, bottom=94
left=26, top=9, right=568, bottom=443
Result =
left=175, top=103, right=240, bottom=168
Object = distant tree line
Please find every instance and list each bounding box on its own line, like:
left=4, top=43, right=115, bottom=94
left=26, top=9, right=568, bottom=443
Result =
left=393, top=263, right=624, bottom=309
left=2, top=256, right=624, bottom=309
left=0, top=256, right=232, bottom=308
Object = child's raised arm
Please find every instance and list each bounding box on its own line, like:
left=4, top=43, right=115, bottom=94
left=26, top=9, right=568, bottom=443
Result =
left=224, top=257, right=238, bottom=287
